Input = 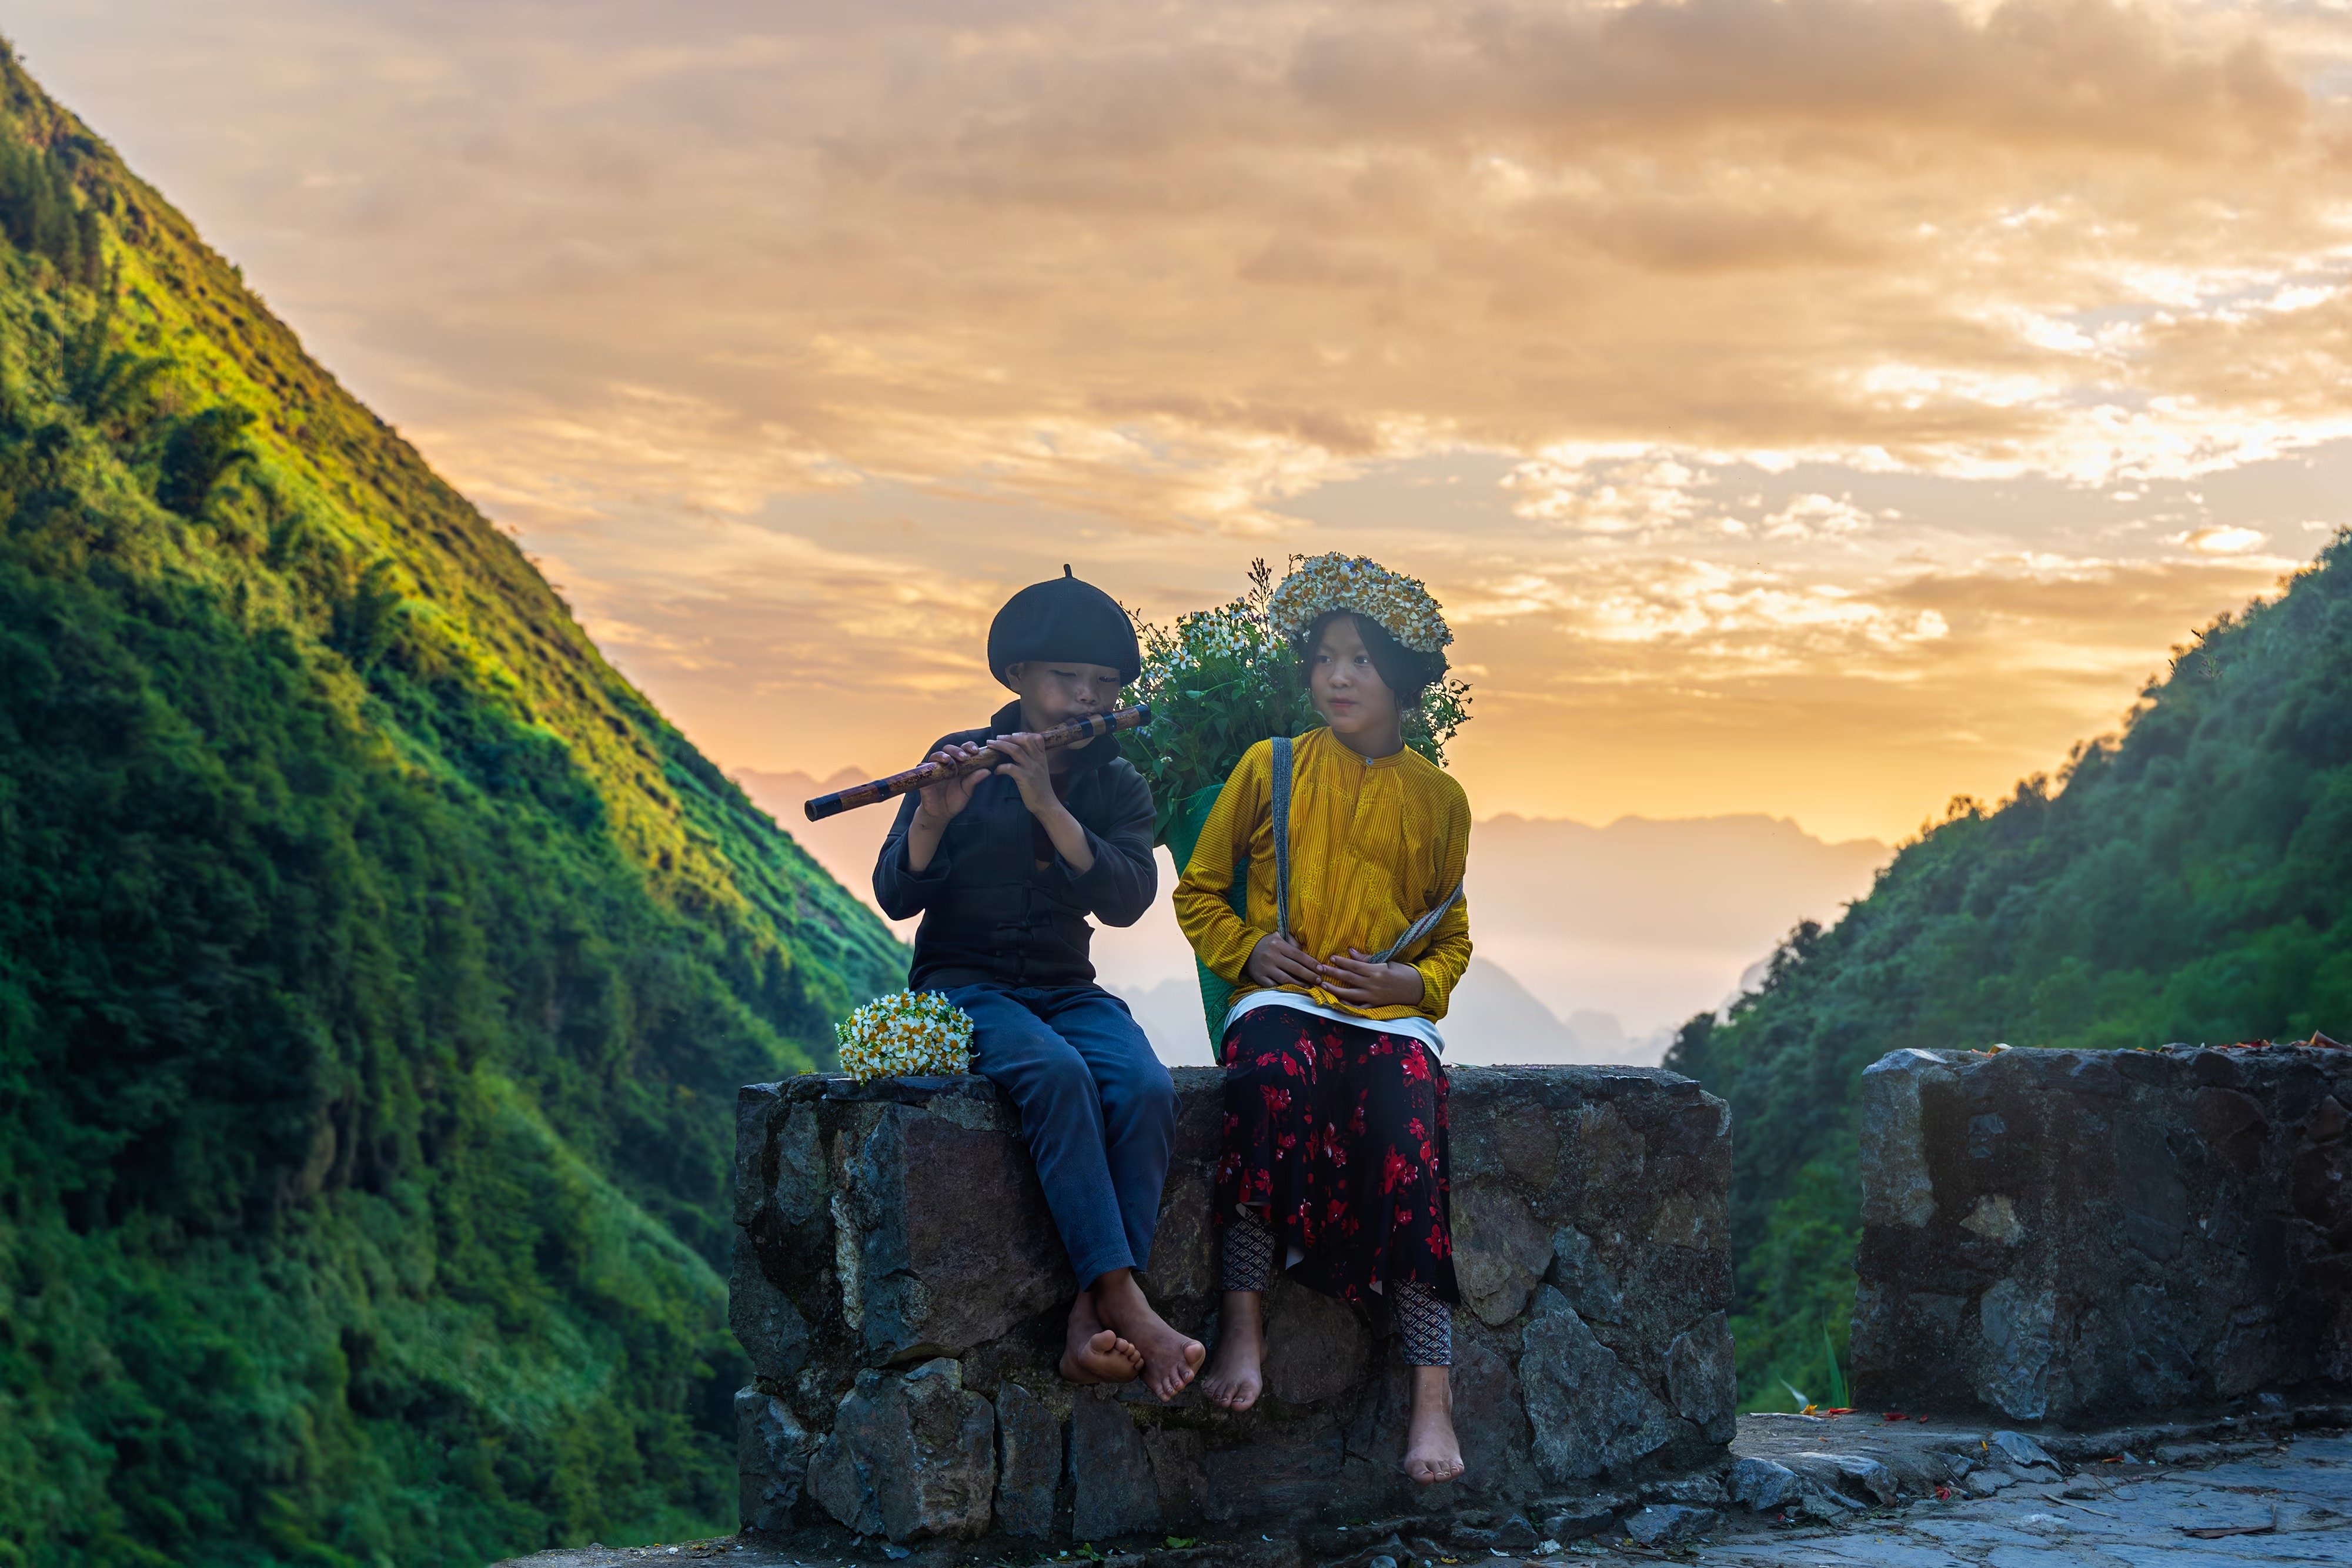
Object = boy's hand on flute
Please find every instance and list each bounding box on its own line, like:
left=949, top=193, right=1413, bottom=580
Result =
left=984, top=731, right=1060, bottom=818
left=1318, top=948, right=1426, bottom=1008
left=1245, top=934, right=1322, bottom=989
left=911, top=741, right=994, bottom=825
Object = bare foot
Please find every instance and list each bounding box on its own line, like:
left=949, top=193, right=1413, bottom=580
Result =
left=1094, top=1268, right=1206, bottom=1401
left=1058, top=1290, right=1142, bottom=1385
left=1404, top=1366, right=1465, bottom=1485
left=1201, top=1290, right=1265, bottom=1412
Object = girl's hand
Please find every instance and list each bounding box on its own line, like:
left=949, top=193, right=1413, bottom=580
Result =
left=1319, top=948, right=1425, bottom=1008
left=1245, top=934, right=1322, bottom=989
left=985, top=731, right=1059, bottom=818
left=912, top=741, right=993, bottom=825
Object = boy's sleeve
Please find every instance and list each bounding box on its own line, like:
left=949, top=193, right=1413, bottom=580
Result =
left=873, top=746, right=954, bottom=919
left=1407, top=790, right=1474, bottom=1019
left=1060, top=767, right=1158, bottom=927
left=1173, top=743, right=1269, bottom=984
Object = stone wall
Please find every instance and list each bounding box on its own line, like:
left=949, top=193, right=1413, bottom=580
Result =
left=1854, top=1042, right=2352, bottom=1425
left=730, top=1065, right=1733, bottom=1546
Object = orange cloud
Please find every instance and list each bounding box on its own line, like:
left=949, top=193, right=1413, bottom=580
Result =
left=12, top=0, right=2348, bottom=840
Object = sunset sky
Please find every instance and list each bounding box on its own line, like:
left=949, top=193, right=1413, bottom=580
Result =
left=13, top=0, right=2348, bottom=845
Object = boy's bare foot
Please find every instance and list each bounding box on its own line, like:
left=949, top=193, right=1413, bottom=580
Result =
left=1201, top=1289, right=1265, bottom=1412
left=1059, top=1290, right=1142, bottom=1385
left=1093, top=1268, right=1205, bottom=1401
left=1404, top=1365, right=1465, bottom=1484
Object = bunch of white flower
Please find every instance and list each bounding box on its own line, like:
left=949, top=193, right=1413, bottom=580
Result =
left=834, top=991, right=975, bottom=1082
left=1139, top=603, right=1284, bottom=690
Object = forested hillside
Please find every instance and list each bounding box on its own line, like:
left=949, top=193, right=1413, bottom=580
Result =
left=0, top=45, right=903, bottom=1567
left=1669, top=530, right=2352, bottom=1412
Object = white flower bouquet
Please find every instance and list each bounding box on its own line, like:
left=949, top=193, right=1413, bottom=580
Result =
left=834, top=990, right=975, bottom=1081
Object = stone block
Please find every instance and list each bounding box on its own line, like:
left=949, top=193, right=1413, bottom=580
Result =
left=1855, top=1042, right=2352, bottom=1424
left=1645, top=1470, right=1728, bottom=1505
left=1666, top=1310, right=1737, bottom=1444
left=1262, top=1275, right=1371, bottom=1406
left=1987, top=1430, right=2055, bottom=1470
left=1454, top=1182, right=1551, bottom=1326
left=1071, top=1392, right=1160, bottom=1540
left=1518, top=1286, right=1685, bottom=1485
left=1730, top=1456, right=1802, bottom=1511
left=993, top=1382, right=1060, bottom=1537
left=845, top=1102, right=1075, bottom=1362
left=1786, top=1451, right=1897, bottom=1505
left=806, top=1358, right=995, bottom=1542
left=1624, top=1503, right=1718, bottom=1546
left=734, top=1065, right=1732, bottom=1543
left=735, top=1388, right=811, bottom=1534
left=1542, top=1497, right=1626, bottom=1540
left=729, top=1234, right=811, bottom=1383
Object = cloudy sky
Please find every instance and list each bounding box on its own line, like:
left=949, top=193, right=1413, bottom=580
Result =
left=14, top=0, right=2348, bottom=843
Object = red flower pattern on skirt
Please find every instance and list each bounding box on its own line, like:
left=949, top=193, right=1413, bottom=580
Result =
left=1214, top=1007, right=1459, bottom=1309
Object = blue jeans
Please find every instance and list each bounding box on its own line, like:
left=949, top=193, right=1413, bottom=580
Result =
left=946, top=982, right=1177, bottom=1290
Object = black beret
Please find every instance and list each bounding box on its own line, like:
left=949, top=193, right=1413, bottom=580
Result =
left=987, top=566, right=1140, bottom=688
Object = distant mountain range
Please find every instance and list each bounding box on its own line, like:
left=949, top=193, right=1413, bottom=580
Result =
left=734, top=770, right=1889, bottom=1065
left=1105, top=957, right=1661, bottom=1067
left=1466, top=811, right=1889, bottom=1044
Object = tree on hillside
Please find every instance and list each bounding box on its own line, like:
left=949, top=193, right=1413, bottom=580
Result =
left=1672, top=533, right=2352, bottom=1410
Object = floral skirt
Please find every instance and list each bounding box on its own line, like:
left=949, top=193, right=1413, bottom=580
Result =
left=1213, top=1004, right=1459, bottom=1308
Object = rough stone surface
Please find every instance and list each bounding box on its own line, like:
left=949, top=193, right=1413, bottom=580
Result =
left=1544, top=1496, right=1629, bottom=1540
left=731, top=1065, right=1732, bottom=1544
left=1785, top=1450, right=1899, bottom=1506
left=991, top=1382, right=1060, bottom=1537
left=803, top=1358, right=995, bottom=1542
left=1519, top=1286, right=1688, bottom=1485
left=729, top=1237, right=810, bottom=1385
left=1071, top=1391, right=1161, bottom=1540
left=1625, top=1502, right=1720, bottom=1546
left=1730, top=1456, right=1802, bottom=1512
left=1667, top=1310, right=1739, bottom=1444
left=734, top=1389, right=811, bottom=1534
left=1853, top=1042, right=2352, bottom=1423
left=1987, top=1429, right=2054, bottom=1470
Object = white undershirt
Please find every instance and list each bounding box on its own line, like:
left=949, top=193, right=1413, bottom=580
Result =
left=1221, top=988, right=1446, bottom=1057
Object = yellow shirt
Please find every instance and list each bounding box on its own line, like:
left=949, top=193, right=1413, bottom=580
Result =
left=1173, top=728, right=1472, bottom=1023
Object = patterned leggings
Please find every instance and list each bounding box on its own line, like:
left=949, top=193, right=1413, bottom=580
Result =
left=1222, top=1209, right=1453, bottom=1366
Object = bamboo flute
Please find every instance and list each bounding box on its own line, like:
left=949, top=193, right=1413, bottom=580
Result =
left=803, top=704, right=1152, bottom=821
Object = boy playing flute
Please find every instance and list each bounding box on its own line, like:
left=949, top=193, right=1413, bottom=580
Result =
left=874, top=567, right=1205, bottom=1399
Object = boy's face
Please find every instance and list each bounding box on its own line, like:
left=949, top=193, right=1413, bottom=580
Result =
left=1005, top=660, right=1123, bottom=729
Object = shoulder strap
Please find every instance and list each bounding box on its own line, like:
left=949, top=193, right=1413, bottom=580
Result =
left=1371, top=879, right=1465, bottom=965
left=1270, top=735, right=1294, bottom=941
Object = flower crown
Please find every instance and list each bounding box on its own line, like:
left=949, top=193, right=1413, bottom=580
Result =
left=1267, top=553, right=1452, bottom=655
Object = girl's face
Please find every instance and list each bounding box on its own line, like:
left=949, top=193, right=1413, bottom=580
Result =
left=1007, top=660, right=1122, bottom=730
left=1309, top=616, right=1402, bottom=747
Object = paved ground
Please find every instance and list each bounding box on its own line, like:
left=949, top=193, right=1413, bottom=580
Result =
left=1683, top=1433, right=2352, bottom=1566
left=496, top=1421, right=2352, bottom=1568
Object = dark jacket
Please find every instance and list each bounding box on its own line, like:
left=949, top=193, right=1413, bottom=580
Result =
left=876, top=701, right=1158, bottom=991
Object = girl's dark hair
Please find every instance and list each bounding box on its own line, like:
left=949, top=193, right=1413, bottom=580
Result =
left=1295, top=610, right=1449, bottom=707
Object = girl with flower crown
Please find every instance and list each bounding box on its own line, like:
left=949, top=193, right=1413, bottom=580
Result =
left=1172, top=554, right=1472, bottom=1485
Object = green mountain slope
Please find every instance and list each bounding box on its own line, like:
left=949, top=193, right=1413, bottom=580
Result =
left=1667, top=531, right=2352, bottom=1412
left=0, top=45, right=904, bottom=1568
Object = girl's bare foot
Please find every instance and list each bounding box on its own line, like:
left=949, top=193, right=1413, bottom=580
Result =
left=1060, top=1290, right=1142, bottom=1385
left=1403, top=1365, right=1465, bottom=1484
left=1093, top=1268, right=1206, bottom=1401
left=1201, top=1290, right=1266, bottom=1412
